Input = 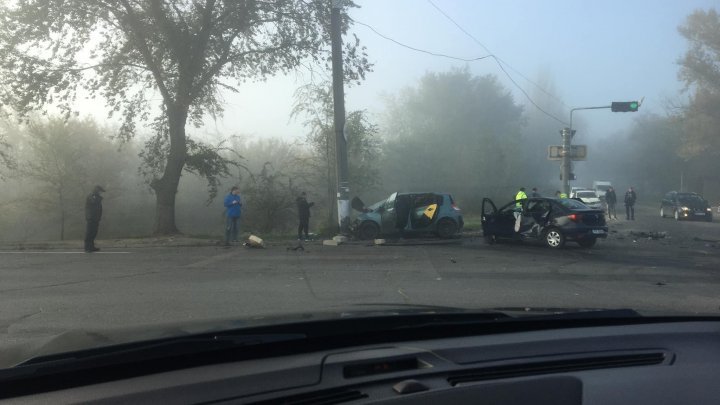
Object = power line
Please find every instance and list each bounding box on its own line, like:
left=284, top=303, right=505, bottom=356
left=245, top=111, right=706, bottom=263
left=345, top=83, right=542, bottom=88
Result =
left=351, top=19, right=494, bottom=63
left=426, top=0, right=570, bottom=125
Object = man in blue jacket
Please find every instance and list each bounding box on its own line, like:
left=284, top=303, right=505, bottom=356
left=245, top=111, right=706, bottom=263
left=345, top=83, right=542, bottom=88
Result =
left=224, top=186, right=242, bottom=246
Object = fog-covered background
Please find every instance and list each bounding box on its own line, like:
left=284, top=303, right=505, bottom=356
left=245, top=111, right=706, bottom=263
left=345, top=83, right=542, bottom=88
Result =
left=0, top=1, right=718, bottom=241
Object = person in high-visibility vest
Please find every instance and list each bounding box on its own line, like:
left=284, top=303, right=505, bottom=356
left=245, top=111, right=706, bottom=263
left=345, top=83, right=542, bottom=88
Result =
left=555, top=190, right=568, bottom=199
left=514, top=187, right=528, bottom=232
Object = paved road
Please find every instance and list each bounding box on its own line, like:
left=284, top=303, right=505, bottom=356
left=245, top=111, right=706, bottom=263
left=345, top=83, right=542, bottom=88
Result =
left=1, top=205, right=719, bottom=365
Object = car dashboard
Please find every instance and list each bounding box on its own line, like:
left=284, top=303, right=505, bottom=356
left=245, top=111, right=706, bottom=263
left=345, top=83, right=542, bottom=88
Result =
left=3, top=318, right=720, bottom=404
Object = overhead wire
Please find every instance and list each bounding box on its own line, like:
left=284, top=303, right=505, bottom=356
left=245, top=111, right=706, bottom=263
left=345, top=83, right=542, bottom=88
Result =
left=351, top=19, right=494, bottom=63
left=427, top=0, right=569, bottom=109
left=351, top=16, right=568, bottom=126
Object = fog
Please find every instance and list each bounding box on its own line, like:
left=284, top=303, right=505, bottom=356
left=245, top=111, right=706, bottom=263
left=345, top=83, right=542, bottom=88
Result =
left=1, top=1, right=719, bottom=241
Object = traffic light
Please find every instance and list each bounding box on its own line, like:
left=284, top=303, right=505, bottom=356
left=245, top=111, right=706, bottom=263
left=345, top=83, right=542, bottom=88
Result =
left=611, top=101, right=639, bottom=112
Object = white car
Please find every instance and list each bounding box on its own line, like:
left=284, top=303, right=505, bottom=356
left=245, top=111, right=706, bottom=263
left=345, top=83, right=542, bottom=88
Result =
left=571, top=189, right=604, bottom=210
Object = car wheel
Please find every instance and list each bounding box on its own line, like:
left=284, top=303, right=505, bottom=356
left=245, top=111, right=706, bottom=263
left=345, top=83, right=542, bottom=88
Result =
left=577, top=237, right=597, bottom=248
left=436, top=218, right=458, bottom=238
left=543, top=228, right=565, bottom=249
left=358, top=221, right=380, bottom=240
left=660, top=207, right=666, bottom=218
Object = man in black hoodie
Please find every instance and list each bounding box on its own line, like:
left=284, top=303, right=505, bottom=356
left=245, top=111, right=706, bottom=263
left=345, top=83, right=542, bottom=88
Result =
left=84, top=185, right=105, bottom=252
left=296, top=192, right=314, bottom=240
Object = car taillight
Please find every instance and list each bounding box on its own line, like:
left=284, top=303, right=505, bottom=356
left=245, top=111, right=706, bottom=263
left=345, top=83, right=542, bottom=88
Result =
left=452, top=203, right=461, bottom=211
left=568, top=213, right=581, bottom=222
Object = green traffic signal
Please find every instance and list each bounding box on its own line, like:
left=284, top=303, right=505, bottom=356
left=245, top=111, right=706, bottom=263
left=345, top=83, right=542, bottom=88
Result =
left=611, top=101, right=639, bottom=112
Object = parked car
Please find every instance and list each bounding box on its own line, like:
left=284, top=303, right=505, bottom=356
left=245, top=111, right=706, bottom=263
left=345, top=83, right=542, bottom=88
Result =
left=481, top=197, right=608, bottom=248
left=351, top=192, right=464, bottom=240
left=660, top=191, right=713, bottom=222
left=570, top=189, right=603, bottom=210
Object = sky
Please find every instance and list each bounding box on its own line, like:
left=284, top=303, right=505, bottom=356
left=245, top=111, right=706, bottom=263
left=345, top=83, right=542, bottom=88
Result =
left=74, top=0, right=717, bottom=144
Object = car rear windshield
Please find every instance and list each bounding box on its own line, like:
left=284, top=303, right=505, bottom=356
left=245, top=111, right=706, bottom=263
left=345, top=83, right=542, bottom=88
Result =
left=577, top=191, right=597, bottom=198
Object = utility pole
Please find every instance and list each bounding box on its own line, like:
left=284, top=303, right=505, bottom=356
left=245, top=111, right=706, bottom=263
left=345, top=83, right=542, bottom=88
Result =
left=551, top=101, right=640, bottom=196
left=330, top=0, right=350, bottom=234
left=560, top=127, right=573, bottom=196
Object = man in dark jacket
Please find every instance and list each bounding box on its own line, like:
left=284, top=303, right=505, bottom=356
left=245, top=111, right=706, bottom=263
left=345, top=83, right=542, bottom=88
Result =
left=624, top=187, right=637, bottom=220
left=84, top=185, right=105, bottom=252
left=296, top=192, right=314, bottom=240
left=605, top=187, right=618, bottom=220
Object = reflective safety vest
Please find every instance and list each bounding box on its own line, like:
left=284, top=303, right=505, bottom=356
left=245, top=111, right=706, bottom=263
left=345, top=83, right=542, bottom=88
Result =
left=558, top=193, right=568, bottom=198
left=515, top=190, right=528, bottom=207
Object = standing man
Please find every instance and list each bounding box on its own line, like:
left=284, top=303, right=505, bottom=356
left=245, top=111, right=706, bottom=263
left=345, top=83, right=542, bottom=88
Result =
left=624, top=186, right=637, bottom=220
left=605, top=186, right=618, bottom=220
left=514, top=187, right=528, bottom=232
left=296, top=191, right=314, bottom=240
left=84, top=185, right=105, bottom=253
left=224, top=186, right=242, bottom=246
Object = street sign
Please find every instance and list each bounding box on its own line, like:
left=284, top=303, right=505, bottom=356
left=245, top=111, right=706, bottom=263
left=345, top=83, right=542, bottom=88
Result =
left=548, top=145, right=587, bottom=161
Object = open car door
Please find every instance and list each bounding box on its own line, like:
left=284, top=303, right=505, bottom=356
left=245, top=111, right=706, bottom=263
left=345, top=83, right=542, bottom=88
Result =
left=481, top=198, right=498, bottom=236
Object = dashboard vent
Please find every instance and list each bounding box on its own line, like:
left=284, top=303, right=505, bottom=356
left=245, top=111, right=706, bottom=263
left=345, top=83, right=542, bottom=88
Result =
left=250, top=388, right=368, bottom=405
left=448, top=351, right=668, bottom=386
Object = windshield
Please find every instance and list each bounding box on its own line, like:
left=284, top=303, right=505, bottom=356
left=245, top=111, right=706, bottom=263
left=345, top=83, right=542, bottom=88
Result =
left=678, top=194, right=705, bottom=205
left=0, top=0, right=719, bottom=366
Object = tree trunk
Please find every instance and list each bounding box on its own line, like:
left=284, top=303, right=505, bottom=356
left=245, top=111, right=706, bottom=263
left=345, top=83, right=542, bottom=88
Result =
left=152, top=105, right=188, bottom=235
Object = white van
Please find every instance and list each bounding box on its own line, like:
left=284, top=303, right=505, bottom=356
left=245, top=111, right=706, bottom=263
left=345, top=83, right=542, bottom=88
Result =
left=593, top=181, right=612, bottom=199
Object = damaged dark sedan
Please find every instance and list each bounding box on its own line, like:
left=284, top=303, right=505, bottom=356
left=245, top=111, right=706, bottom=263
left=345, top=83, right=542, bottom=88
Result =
left=351, top=192, right=464, bottom=240
left=482, top=197, right=608, bottom=248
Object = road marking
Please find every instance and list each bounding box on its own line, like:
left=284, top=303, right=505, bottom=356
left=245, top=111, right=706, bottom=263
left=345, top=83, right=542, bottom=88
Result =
left=0, top=251, right=131, bottom=254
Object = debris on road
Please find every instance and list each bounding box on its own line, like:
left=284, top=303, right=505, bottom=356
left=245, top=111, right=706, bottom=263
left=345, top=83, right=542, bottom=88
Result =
left=629, top=231, right=667, bottom=240
left=244, top=235, right=265, bottom=248
left=374, top=239, right=387, bottom=246
left=287, top=244, right=304, bottom=252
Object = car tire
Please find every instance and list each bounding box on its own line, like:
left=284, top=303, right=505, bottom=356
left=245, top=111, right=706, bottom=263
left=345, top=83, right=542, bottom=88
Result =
left=358, top=221, right=380, bottom=240
left=577, top=237, right=597, bottom=248
left=543, top=228, right=565, bottom=249
left=436, top=218, right=458, bottom=239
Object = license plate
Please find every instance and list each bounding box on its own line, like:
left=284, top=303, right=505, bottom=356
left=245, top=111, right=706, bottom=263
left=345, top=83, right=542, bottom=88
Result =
left=592, top=229, right=605, bottom=234
left=695, top=212, right=706, bottom=216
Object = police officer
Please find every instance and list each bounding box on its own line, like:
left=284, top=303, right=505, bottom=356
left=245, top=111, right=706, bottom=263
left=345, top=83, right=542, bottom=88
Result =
left=84, top=185, right=104, bottom=252
left=514, top=187, right=528, bottom=232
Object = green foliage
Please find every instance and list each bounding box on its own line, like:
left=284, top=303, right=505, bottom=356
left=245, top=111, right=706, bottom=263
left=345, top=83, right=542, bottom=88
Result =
left=0, top=0, right=372, bottom=234
left=5, top=117, right=126, bottom=240
left=291, top=83, right=382, bottom=228
left=381, top=67, right=524, bottom=208
left=676, top=8, right=720, bottom=193
left=242, top=162, right=299, bottom=234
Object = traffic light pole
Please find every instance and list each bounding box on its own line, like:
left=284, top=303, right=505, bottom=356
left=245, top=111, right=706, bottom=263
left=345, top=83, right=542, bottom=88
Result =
left=558, top=102, right=639, bottom=196
left=562, top=106, right=611, bottom=196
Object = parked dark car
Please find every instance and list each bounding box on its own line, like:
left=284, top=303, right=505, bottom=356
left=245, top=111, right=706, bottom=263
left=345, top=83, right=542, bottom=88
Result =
left=660, top=191, right=713, bottom=221
left=481, top=197, right=608, bottom=248
left=351, top=192, right=463, bottom=240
